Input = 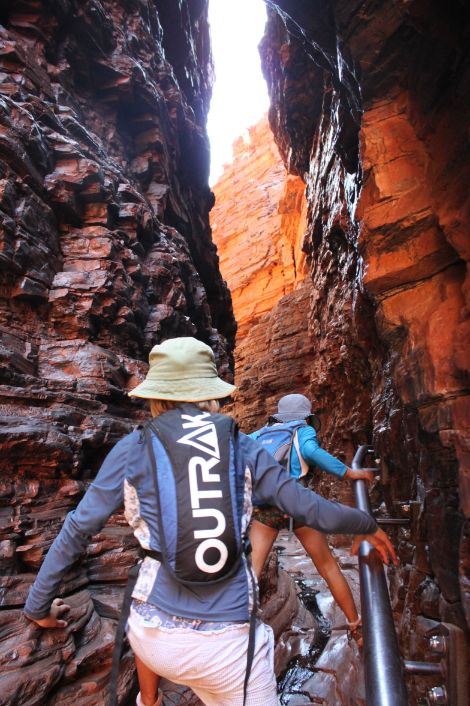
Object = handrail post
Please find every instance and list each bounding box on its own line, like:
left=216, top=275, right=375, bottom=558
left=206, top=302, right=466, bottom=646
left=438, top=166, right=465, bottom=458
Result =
left=352, top=445, right=409, bottom=706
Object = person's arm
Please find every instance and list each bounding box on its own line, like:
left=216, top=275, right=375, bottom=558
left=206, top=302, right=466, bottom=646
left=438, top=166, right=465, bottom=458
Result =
left=240, top=434, right=397, bottom=565
left=344, top=467, right=375, bottom=482
left=24, top=432, right=136, bottom=623
left=297, top=426, right=347, bottom=477
left=298, top=427, right=374, bottom=483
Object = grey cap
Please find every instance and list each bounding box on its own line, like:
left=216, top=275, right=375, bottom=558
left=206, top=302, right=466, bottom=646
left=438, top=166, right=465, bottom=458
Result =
left=272, top=394, right=313, bottom=422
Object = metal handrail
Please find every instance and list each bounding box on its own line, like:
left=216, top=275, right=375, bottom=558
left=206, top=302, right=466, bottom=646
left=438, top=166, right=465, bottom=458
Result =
left=352, top=444, right=409, bottom=706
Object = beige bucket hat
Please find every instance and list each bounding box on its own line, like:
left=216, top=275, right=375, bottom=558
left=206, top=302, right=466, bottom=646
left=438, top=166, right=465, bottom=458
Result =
left=128, top=337, right=236, bottom=401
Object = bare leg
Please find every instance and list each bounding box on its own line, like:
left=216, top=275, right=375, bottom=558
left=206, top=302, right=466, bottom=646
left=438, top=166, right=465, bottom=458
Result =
left=294, top=526, right=359, bottom=624
left=249, top=520, right=279, bottom=578
left=135, top=654, right=161, bottom=706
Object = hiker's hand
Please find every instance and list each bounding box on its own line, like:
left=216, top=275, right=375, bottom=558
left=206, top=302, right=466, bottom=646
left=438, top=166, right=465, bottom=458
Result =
left=351, top=528, right=398, bottom=566
left=30, top=598, right=70, bottom=628
left=345, top=468, right=375, bottom=484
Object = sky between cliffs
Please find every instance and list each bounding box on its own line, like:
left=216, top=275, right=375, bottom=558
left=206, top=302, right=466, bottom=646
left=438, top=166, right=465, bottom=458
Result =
left=207, top=0, right=269, bottom=185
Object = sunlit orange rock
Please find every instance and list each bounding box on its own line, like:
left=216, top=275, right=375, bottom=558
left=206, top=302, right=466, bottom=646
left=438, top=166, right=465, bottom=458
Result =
left=211, top=115, right=307, bottom=338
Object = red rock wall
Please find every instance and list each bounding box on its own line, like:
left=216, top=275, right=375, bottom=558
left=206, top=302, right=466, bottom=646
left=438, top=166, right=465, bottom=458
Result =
left=214, top=1, right=469, bottom=700
left=211, top=115, right=307, bottom=337
left=0, top=2, right=235, bottom=704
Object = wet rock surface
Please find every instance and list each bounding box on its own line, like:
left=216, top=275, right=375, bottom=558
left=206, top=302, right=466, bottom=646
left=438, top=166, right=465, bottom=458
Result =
left=274, top=532, right=364, bottom=706
left=213, top=1, right=470, bottom=702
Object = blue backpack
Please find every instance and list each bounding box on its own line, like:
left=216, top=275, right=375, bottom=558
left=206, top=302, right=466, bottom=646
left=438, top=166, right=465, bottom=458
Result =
left=252, top=420, right=308, bottom=477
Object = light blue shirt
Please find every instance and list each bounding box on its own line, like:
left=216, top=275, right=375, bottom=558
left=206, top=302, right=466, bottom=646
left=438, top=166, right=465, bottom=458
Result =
left=250, top=422, right=347, bottom=479
left=295, top=425, right=347, bottom=478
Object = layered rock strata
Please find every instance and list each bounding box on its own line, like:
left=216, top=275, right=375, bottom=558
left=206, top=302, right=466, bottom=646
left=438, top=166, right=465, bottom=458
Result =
left=0, top=2, right=235, bottom=704
left=211, top=115, right=307, bottom=337
left=214, top=1, right=469, bottom=701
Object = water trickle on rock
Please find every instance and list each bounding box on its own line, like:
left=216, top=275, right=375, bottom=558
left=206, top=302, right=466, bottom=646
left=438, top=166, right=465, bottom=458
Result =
left=277, top=579, right=332, bottom=704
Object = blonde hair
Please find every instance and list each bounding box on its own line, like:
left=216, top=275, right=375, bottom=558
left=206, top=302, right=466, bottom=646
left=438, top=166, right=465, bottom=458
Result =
left=149, top=399, right=220, bottom=417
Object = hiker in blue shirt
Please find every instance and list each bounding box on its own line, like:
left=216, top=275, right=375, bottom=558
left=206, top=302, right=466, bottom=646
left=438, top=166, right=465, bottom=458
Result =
left=250, top=393, right=375, bottom=645
left=24, top=339, right=396, bottom=706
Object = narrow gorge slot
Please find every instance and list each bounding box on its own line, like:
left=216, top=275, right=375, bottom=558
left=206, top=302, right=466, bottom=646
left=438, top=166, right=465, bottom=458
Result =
left=0, top=2, right=468, bottom=705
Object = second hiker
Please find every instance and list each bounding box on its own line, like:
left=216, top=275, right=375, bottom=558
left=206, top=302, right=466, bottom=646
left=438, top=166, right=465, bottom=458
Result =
left=250, top=393, right=375, bottom=644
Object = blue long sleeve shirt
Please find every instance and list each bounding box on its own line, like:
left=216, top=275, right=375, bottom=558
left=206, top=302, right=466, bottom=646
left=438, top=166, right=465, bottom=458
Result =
left=295, top=425, right=347, bottom=478
left=24, top=408, right=375, bottom=623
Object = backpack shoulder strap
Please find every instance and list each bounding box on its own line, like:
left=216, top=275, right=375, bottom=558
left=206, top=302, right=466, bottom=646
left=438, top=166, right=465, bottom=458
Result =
left=292, top=428, right=310, bottom=478
left=108, top=561, right=141, bottom=706
left=144, top=423, right=168, bottom=561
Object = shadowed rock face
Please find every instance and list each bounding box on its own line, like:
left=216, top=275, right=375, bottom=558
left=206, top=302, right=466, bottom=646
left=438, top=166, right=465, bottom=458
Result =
left=0, top=1, right=235, bottom=703
left=213, top=0, right=469, bottom=701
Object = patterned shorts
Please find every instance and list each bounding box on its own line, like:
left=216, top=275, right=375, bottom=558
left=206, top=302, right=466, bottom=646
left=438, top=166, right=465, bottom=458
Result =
left=252, top=505, right=300, bottom=531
